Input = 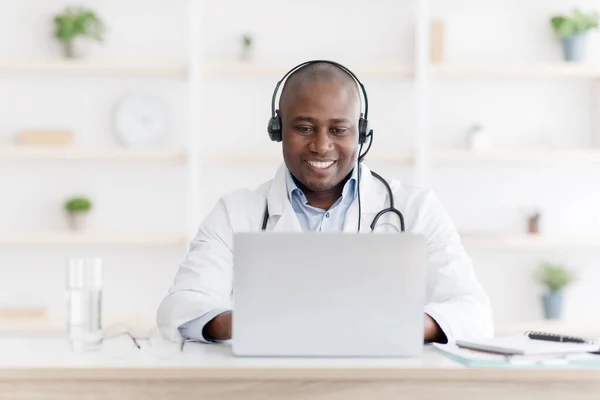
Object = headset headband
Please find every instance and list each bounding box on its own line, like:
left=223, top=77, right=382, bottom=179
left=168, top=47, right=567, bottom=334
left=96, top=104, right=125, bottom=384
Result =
left=270, top=60, right=369, bottom=120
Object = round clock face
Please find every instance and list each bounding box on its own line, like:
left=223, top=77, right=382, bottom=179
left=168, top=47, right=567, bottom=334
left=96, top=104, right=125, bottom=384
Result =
left=113, top=95, right=168, bottom=148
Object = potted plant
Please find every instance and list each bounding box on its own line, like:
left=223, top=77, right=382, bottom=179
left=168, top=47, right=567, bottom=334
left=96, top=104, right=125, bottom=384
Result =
left=64, top=196, right=93, bottom=231
left=53, top=6, right=106, bottom=59
left=534, top=262, right=576, bottom=320
left=551, top=9, right=599, bottom=62
left=240, top=34, right=253, bottom=61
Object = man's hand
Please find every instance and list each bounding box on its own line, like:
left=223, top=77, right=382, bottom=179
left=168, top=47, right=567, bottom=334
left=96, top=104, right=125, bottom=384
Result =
left=202, top=311, right=232, bottom=341
left=424, top=313, right=447, bottom=343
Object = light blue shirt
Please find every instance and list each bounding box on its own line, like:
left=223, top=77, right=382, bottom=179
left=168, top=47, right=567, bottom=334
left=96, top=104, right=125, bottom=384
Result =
left=179, top=167, right=358, bottom=341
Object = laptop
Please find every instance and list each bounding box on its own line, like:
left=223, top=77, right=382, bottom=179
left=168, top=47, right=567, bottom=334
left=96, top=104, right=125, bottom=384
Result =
left=231, top=232, right=427, bottom=357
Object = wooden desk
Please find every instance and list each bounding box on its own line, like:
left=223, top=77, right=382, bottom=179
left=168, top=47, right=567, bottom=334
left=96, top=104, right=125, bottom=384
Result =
left=1, top=337, right=599, bottom=400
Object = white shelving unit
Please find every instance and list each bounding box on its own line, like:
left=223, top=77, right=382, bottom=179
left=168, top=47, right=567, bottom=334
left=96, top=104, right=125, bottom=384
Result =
left=2, top=0, right=599, bottom=334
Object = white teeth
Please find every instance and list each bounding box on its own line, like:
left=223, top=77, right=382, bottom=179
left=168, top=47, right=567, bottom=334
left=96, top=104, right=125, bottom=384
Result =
left=306, top=160, right=334, bottom=169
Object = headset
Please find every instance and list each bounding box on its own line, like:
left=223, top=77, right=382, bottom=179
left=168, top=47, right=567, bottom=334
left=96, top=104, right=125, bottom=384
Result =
left=263, top=60, right=405, bottom=233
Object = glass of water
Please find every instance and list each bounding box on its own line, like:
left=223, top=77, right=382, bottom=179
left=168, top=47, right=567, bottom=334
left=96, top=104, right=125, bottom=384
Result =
left=66, top=257, right=103, bottom=352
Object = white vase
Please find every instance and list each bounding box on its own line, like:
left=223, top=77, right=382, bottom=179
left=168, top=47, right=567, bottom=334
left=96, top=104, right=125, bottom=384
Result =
left=68, top=212, right=90, bottom=231
left=62, top=37, right=89, bottom=59
left=467, top=129, right=491, bottom=152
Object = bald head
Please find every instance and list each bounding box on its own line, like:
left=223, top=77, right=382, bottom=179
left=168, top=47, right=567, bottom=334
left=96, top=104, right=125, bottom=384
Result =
left=278, top=62, right=361, bottom=117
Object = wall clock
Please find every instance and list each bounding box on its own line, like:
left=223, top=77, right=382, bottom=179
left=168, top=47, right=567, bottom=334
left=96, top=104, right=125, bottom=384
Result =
left=113, top=94, right=168, bottom=148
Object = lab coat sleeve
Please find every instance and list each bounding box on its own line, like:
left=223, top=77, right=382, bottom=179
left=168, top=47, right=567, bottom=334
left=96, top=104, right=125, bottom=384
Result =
left=417, top=190, right=494, bottom=343
left=157, top=198, right=234, bottom=342
left=178, top=308, right=230, bottom=342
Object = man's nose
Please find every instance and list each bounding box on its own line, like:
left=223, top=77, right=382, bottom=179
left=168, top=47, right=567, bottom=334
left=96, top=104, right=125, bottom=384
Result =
left=310, top=129, right=334, bottom=154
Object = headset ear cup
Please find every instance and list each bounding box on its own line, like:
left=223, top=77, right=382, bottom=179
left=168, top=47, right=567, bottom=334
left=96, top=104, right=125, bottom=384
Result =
left=358, top=118, right=369, bottom=145
left=267, top=116, right=282, bottom=142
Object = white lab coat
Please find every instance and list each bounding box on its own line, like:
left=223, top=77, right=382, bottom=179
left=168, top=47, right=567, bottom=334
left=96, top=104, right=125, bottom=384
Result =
left=157, top=162, right=494, bottom=343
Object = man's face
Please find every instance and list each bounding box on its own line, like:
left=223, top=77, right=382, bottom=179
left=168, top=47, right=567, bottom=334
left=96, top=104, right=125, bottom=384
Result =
left=280, top=80, right=360, bottom=193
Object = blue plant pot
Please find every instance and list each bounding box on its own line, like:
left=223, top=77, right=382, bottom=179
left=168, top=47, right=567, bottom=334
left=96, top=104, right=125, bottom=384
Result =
left=542, top=291, right=563, bottom=320
left=562, top=33, right=588, bottom=62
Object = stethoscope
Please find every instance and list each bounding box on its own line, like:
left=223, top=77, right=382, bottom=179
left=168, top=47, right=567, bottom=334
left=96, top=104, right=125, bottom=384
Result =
left=261, top=59, right=406, bottom=233
left=260, top=166, right=405, bottom=233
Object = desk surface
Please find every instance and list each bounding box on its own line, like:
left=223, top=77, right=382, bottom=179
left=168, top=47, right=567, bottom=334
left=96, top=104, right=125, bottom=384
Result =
left=2, top=337, right=600, bottom=383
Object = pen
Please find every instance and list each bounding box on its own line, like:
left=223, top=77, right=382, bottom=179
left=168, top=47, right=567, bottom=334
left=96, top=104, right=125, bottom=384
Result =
left=526, top=331, right=589, bottom=344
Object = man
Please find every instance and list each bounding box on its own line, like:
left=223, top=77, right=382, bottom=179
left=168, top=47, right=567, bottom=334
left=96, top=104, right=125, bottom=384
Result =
left=157, top=61, right=494, bottom=344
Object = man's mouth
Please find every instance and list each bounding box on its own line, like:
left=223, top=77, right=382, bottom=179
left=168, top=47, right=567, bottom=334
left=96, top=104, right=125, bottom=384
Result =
left=305, top=160, right=336, bottom=169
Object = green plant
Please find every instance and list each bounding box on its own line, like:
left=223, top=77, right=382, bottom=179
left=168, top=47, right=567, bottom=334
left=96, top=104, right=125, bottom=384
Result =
left=535, top=262, right=576, bottom=293
left=64, top=196, right=93, bottom=213
left=242, top=34, right=253, bottom=48
left=53, top=6, right=106, bottom=44
left=551, top=9, right=599, bottom=38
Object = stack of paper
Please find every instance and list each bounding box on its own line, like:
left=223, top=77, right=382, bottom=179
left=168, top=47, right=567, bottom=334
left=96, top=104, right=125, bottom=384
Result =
left=456, top=335, right=599, bottom=355
left=434, top=335, right=600, bottom=367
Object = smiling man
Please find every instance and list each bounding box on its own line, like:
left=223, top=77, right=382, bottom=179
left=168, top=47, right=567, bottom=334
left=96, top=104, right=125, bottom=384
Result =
left=157, top=61, right=494, bottom=344
left=279, top=63, right=361, bottom=227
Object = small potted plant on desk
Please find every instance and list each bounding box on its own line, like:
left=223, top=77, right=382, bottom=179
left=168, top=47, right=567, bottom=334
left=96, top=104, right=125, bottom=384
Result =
left=551, top=9, right=599, bottom=62
left=535, top=262, right=577, bottom=320
left=64, top=196, right=93, bottom=231
left=53, top=6, right=106, bottom=59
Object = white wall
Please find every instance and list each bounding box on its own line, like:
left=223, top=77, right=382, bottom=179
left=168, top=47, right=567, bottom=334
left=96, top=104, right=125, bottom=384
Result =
left=1, top=0, right=599, bottom=329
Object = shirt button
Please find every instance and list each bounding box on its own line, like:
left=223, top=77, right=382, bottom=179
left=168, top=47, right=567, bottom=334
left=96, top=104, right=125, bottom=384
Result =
left=325, top=212, right=330, bottom=218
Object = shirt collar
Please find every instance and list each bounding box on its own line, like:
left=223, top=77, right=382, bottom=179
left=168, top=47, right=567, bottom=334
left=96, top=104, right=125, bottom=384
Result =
left=285, top=165, right=358, bottom=205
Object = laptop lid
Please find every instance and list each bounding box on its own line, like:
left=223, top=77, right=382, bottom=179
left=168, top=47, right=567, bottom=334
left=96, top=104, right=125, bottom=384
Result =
left=232, top=232, right=427, bottom=357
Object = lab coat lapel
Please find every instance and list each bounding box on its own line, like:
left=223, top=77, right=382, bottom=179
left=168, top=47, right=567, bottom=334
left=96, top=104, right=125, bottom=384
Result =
left=267, top=163, right=303, bottom=233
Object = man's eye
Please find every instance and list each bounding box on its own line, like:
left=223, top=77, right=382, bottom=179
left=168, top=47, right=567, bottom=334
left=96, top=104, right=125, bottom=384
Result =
left=296, top=126, right=313, bottom=133
left=331, top=128, right=348, bottom=134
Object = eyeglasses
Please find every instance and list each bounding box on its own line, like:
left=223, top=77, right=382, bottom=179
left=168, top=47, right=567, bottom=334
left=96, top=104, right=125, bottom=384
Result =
left=102, top=324, right=191, bottom=359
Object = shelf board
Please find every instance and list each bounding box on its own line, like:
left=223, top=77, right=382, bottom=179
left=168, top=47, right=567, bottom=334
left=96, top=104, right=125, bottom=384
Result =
left=431, top=62, right=600, bottom=79
left=431, top=149, right=600, bottom=164
left=0, top=146, right=187, bottom=163
left=202, top=149, right=415, bottom=165
left=2, top=60, right=597, bottom=80
left=0, top=233, right=186, bottom=247
left=0, top=315, right=155, bottom=336
left=462, top=234, right=600, bottom=249
left=2, top=317, right=597, bottom=338
left=0, top=60, right=187, bottom=77
left=203, top=61, right=414, bottom=78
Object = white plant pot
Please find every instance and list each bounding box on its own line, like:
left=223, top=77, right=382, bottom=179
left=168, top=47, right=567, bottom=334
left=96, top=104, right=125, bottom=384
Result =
left=240, top=46, right=253, bottom=62
left=468, top=130, right=491, bottom=152
left=68, top=212, right=90, bottom=231
left=62, top=37, right=90, bottom=59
